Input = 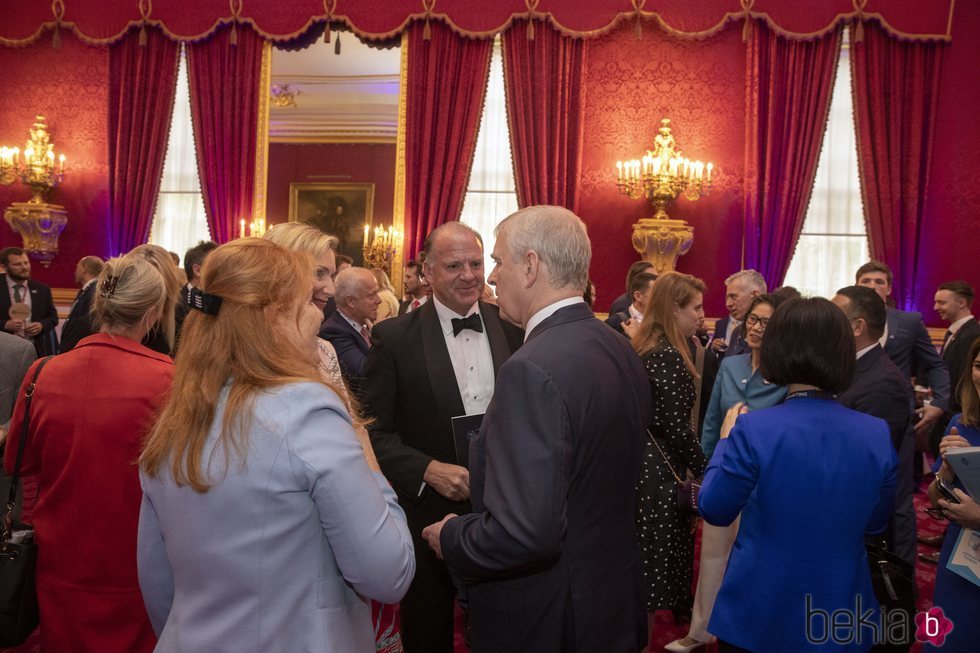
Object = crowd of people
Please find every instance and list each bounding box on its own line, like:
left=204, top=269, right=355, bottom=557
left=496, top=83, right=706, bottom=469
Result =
left=0, top=204, right=977, bottom=653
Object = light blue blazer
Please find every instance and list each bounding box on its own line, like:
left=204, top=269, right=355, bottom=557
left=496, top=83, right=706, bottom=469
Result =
left=699, top=398, right=897, bottom=652
left=700, top=353, right=787, bottom=459
left=138, top=382, right=415, bottom=653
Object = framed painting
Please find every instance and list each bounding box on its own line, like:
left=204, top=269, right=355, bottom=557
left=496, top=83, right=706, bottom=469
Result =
left=288, top=182, right=375, bottom=266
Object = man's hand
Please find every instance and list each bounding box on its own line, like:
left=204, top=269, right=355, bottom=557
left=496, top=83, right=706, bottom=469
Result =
left=914, top=404, right=944, bottom=436
left=24, top=323, right=42, bottom=336
left=711, top=338, right=728, bottom=354
left=622, top=318, right=639, bottom=339
left=421, top=513, right=457, bottom=560
left=3, top=319, right=25, bottom=333
left=423, top=460, right=470, bottom=501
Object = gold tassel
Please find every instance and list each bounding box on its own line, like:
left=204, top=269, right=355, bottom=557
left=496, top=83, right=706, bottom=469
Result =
left=742, top=18, right=752, bottom=43
left=854, top=20, right=864, bottom=43
left=528, top=20, right=535, bottom=41
left=334, top=33, right=341, bottom=55
left=324, top=22, right=331, bottom=43
left=635, top=16, right=642, bottom=40
left=423, top=19, right=431, bottom=41
left=138, top=24, right=148, bottom=46
left=230, top=23, right=238, bottom=46
left=52, top=26, right=61, bottom=49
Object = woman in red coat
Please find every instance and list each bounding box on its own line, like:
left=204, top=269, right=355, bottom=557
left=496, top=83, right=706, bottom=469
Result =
left=4, top=252, right=176, bottom=653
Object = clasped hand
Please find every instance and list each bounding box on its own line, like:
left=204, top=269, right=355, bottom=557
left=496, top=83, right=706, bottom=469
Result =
left=423, top=460, right=470, bottom=501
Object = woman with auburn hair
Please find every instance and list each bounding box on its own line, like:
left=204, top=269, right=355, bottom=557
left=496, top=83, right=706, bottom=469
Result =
left=4, top=254, right=175, bottom=653
left=128, top=243, right=185, bottom=355
left=631, top=271, right=710, bottom=634
left=926, top=336, right=980, bottom=653
left=137, top=239, right=414, bottom=652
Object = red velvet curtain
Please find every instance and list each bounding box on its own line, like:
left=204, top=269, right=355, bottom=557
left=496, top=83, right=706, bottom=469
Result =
left=404, top=21, right=493, bottom=258
left=107, top=27, right=180, bottom=254
left=742, top=20, right=841, bottom=287
left=502, top=19, right=585, bottom=212
left=186, top=25, right=263, bottom=244
left=852, top=22, right=945, bottom=310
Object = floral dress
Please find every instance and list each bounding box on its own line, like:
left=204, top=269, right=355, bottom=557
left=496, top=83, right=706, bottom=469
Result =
left=636, top=342, right=708, bottom=612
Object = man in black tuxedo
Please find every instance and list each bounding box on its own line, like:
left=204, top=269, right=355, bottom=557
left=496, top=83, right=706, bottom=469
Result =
left=363, top=222, right=523, bottom=653
left=711, top=269, right=767, bottom=358
left=59, top=256, right=105, bottom=353
left=934, top=280, right=980, bottom=412
left=1, top=248, right=58, bottom=356
left=319, top=267, right=380, bottom=397
left=834, top=286, right=917, bottom=567
left=423, top=206, right=652, bottom=653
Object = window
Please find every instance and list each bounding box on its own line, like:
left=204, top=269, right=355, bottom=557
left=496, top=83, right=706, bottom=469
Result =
left=148, top=47, right=211, bottom=260
left=458, top=36, right=518, bottom=275
left=782, top=31, right=869, bottom=298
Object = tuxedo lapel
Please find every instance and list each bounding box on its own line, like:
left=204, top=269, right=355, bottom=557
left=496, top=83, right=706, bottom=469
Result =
left=419, top=302, right=466, bottom=421
left=479, top=301, right=511, bottom=377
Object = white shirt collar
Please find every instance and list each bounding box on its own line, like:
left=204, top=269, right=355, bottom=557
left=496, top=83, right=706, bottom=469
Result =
left=337, top=309, right=365, bottom=333
left=628, top=304, right=643, bottom=322
left=525, top=297, right=585, bottom=342
left=856, top=343, right=878, bottom=359
left=949, top=315, right=975, bottom=335
left=432, top=295, right=479, bottom=336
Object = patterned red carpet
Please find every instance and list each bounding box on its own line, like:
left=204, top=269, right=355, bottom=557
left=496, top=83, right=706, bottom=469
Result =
left=0, top=479, right=948, bottom=653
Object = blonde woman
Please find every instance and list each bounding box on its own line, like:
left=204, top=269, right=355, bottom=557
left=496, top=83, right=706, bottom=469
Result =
left=137, top=239, right=414, bottom=651
left=371, top=267, right=400, bottom=322
left=631, top=271, right=709, bottom=635
left=5, top=254, right=175, bottom=653
left=129, top=243, right=185, bottom=356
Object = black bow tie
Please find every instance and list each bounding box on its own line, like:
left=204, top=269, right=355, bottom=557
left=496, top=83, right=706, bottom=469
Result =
left=452, top=313, right=483, bottom=337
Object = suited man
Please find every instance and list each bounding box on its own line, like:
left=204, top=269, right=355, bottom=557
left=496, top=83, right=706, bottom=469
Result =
left=363, top=222, right=523, bottom=652
left=398, top=259, right=429, bottom=316
left=711, top=269, right=766, bottom=358
left=423, top=207, right=652, bottom=653
left=318, top=267, right=380, bottom=397
left=856, top=261, right=950, bottom=436
left=934, top=280, right=980, bottom=412
left=605, top=270, right=656, bottom=335
left=834, top=286, right=917, bottom=568
left=180, top=240, right=217, bottom=306
left=608, top=260, right=654, bottom=316
left=1, top=248, right=58, bottom=356
left=59, top=256, right=105, bottom=353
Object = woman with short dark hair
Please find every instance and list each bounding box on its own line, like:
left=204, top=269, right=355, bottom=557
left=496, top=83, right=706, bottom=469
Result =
left=698, top=297, right=897, bottom=653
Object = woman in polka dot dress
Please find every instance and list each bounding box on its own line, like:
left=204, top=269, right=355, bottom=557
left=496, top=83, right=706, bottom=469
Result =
left=630, top=272, right=710, bottom=626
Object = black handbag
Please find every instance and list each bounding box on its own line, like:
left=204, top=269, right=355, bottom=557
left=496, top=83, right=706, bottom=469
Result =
left=647, top=429, right=703, bottom=516
left=866, top=536, right=915, bottom=652
left=0, top=356, right=52, bottom=646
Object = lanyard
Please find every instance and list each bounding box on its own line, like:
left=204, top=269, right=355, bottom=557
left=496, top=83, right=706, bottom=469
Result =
left=784, top=389, right=836, bottom=402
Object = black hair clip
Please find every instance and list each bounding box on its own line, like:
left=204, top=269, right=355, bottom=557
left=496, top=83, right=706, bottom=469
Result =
left=189, top=286, right=223, bottom=316
left=100, top=275, right=118, bottom=298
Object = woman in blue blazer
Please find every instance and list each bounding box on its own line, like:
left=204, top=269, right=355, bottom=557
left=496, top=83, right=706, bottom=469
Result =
left=699, top=298, right=897, bottom=652
left=137, top=240, right=415, bottom=652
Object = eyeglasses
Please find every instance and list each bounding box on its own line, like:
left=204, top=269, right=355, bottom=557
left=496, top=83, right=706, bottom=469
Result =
left=745, top=314, right=770, bottom=329
left=924, top=506, right=947, bottom=521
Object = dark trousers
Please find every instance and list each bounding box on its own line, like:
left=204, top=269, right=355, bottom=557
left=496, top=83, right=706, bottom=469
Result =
left=400, top=518, right=456, bottom=653
left=719, top=641, right=753, bottom=653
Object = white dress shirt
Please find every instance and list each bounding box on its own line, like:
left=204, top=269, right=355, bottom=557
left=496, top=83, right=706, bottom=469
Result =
left=628, top=303, right=643, bottom=323
left=432, top=296, right=495, bottom=416
left=525, top=296, right=586, bottom=342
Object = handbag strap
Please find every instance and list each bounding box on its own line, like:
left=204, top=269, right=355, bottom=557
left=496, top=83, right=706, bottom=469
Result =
left=691, top=340, right=706, bottom=435
left=646, top=429, right=684, bottom=485
left=3, top=356, right=53, bottom=541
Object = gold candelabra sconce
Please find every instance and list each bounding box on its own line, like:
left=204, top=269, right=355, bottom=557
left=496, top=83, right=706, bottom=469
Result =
left=362, top=224, right=400, bottom=275
left=1, top=116, right=69, bottom=267
left=614, top=118, right=714, bottom=274
left=239, top=218, right=267, bottom=238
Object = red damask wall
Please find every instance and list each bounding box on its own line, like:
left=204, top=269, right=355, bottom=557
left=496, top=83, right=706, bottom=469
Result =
left=266, top=142, right=397, bottom=260
left=0, top=34, right=110, bottom=288
left=580, top=23, right=747, bottom=314
left=917, top=2, right=980, bottom=326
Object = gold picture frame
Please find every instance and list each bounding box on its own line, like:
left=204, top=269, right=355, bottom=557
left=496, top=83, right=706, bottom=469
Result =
left=288, top=182, right=375, bottom=266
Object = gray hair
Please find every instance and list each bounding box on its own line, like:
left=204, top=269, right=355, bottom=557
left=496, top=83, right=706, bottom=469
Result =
left=495, top=205, right=591, bottom=291
left=335, top=267, right=374, bottom=302
left=725, top=269, right=767, bottom=294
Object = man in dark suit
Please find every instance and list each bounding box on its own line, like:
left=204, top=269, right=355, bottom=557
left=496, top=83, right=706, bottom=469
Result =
left=608, top=260, right=654, bottom=316
left=180, top=240, right=218, bottom=306
left=1, top=248, right=58, bottom=356
left=397, top=259, right=429, bottom=316
left=318, top=266, right=380, bottom=396
left=605, top=270, right=656, bottom=335
left=423, top=206, right=652, bottom=653
left=59, top=255, right=105, bottom=353
left=934, top=280, right=980, bottom=412
left=834, top=285, right=917, bottom=567
left=711, top=269, right=767, bottom=359
left=363, top=222, right=523, bottom=653
left=856, top=261, right=950, bottom=437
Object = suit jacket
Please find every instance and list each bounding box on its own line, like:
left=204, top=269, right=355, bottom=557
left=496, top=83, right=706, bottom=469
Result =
left=942, top=317, right=980, bottom=412
left=608, top=291, right=631, bottom=316
left=440, top=303, right=652, bottom=653
left=362, top=300, right=523, bottom=527
left=604, top=310, right=630, bottom=335
left=318, top=310, right=371, bottom=394
left=884, top=307, right=950, bottom=410
left=0, top=331, right=36, bottom=428
left=0, top=274, right=59, bottom=356
left=840, top=345, right=914, bottom=451
left=712, top=315, right=749, bottom=358
left=137, top=382, right=415, bottom=652
left=699, top=399, right=897, bottom=653
left=59, top=281, right=97, bottom=353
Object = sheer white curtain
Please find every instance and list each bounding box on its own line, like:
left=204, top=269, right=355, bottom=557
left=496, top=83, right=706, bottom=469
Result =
left=782, top=33, right=869, bottom=298
left=459, top=37, right=518, bottom=276
left=149, top=47, right=211, bottom=261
